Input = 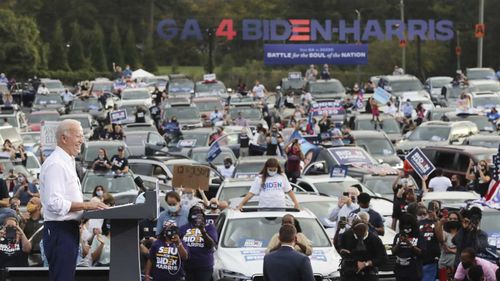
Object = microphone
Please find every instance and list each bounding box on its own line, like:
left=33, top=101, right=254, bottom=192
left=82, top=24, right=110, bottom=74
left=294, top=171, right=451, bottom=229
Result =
left=134, top=176, right=147, bottom=193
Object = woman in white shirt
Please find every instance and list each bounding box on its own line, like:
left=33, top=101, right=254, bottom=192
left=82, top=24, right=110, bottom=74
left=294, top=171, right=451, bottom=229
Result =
left=238, top=158, right=300, bottom=209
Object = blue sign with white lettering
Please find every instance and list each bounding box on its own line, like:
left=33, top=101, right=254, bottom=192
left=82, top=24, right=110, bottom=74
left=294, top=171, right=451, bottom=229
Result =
left=264, top=44, right=368, bottom=65
left=207, top=142, right=222, bottom=163
left=330, top=165, right=348, bottom=178
left=406, top=147, right=435, bottom=179
left=373, top=87, right=391, bottom=104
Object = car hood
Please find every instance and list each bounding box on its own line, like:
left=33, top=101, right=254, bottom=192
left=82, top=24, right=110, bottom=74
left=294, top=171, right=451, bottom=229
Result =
left=215, top=247, right=339, bottom=278
left=373, top=154, right=403, bottom=167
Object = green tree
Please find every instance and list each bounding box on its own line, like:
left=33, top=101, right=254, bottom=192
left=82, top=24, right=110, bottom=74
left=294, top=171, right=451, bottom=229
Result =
left=108, top=21, right=124, bottom=68
left=68, top=21, right=89, bottom=70
left=48, top=20, right=69, bottom=71
left=123, top=27, right=139, bottom=67
left=143, top=35, right=157, bottom=72
left=89, top=23, right=108, bottom=71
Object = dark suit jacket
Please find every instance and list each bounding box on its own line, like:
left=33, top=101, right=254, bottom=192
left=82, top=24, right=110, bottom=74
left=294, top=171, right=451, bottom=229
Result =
left=263, top=245, right=315, bottom=281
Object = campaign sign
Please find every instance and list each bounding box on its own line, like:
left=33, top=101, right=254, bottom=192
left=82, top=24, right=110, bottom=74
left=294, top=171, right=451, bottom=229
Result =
left=207, top=142, right=222, bottom=163
left=373, top=87, right=391, bottom=104
left=41, top=121, right=60, bottom=150
left=110, top=109, right=127, bottom=124
left=329, top=148, right=372, bottom=166
left=203, top=73, right=216, bottom=81
left=288, top=72, right=302, bottom=80
left=310, top=101, right=345, bottom=117
left=330, top=165, right=348, bottom=178
left=177, top=139, right=197, bottom=148
left=405, top=147, right=435, bottom=179
left=264, top=44, right=368, bottom=65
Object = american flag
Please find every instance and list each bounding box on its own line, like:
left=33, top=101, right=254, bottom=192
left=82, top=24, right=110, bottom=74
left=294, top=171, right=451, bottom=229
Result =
left=354, top=90, right=364, bottom=110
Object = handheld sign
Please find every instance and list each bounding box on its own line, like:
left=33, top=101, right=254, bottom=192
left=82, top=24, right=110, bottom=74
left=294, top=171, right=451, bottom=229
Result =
left=207, top=142, right=222, bottom=163
left=288, top=72, right=302, bottom=80
left=172, top=164, right=210, bottom=191
left=177, top=139, right=197, bottom=148
left=203, top=73, right=216, bottom=81
left=41, top=121, right=60, bottom=151
left=373, top=87, right=391, bottom=104
left=405, top=147, right=435, bottom=179
left=330, top=165, right=348, bottom=178
left=110, top=109, right=127, bottom=124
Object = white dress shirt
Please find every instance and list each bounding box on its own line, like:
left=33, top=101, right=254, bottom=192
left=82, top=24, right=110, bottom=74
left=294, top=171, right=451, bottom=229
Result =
left=40, top=146, right=83, bottom=221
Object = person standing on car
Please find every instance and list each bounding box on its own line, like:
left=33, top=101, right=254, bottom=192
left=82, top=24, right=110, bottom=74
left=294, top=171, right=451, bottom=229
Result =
left=263, top=224, right=315, bottom=281
left=338, top=222, right=387, bottom=281
left=238, top=158, right=300, bottom=209
left=392, top=213, right=424, bottom=281
left=134, top=106, right=147, bottom=123
left=180, top=205, right=217, bottom=281
left=110, top=146, right=129, bottom=174
left=217, top=157, right=235, bottom=179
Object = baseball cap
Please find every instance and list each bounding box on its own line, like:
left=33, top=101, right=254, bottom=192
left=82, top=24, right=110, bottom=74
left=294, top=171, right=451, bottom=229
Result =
left=117, top=146, right=124, bottom=151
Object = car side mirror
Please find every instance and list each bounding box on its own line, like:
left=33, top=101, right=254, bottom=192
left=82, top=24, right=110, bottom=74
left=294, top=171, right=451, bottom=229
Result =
left=157, top=174, right=169, bottom=183
left=211, top=178, right=222, bottom=185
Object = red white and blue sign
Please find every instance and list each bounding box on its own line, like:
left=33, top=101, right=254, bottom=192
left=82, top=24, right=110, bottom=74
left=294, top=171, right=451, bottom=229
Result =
left=405, top=147, right=436, bottom=179
left=264, top=44, right=368, bottom=65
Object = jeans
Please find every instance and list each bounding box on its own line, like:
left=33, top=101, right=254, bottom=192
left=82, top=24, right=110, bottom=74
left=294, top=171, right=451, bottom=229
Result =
left=422, top=263, right=438, bottom=281
left=185, top=268, right=212, bottom=281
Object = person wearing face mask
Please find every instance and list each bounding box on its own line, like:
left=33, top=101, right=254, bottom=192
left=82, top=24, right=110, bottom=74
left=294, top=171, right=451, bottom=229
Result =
left=12, top=173, right=39, bottom=206
left=452, top=207, right=489, bottom=267
left=351, top=193, right=384, bottom=236
left=23, top=197, right=44, bottom=266
left=416, top=203, right=441, bottom=281
left=180, top=205, right=218, bottom=281
left=156, top=191, right=188, bottom=237
left=238, top=158, right=300, bottom=209
left=91, top=148, right=111, bottom=172
left=436, top=211, right=462, bottom=281
left=338, top=222, right=387, bottom=281
left=91, top=185, right=107, bottom=202
left=209, top=107, right=224, bottom=126
left=392, top=213, right=424, bottom=281
left=285, top=138, right=304, bottom=184
left=453, top=248, right=498, bottom=281
left=217, top=158, right=234, bottom=179
left=265, top=126, right=284, bottom=156
left=447, top=174, right=467, bottom=192
left=466, top=160, right=491, bottom=197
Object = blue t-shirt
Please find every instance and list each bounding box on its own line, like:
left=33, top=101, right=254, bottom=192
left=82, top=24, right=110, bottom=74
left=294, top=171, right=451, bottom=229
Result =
left=12, top=183, right=38, bottom=205
left=156, top=209, right=189, bottom=236
left=179, top=222, right=218, bottom=270
left=149, top=239, right=188, bottom=281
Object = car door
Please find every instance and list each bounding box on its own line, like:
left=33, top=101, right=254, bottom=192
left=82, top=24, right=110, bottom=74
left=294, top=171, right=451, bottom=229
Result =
left=145, top=132, right=167, bottom=156
left=214, top=133, right=241, bottom=158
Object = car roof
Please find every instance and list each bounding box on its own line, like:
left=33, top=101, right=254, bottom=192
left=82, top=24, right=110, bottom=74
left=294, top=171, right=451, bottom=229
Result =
left=30, top=110, right=60, bottom=115
left=422, top=191, right=478, bottom=201
left=354, top=113, right=395, bottom=120
left=59, top=113, right=92, bottom=119
left=299, top=174, right=359, bottom=184
left=349, top=130, right=387, bottom=138
left=122, top=87, right=149, bottom=92
left=307, top=79, right=342, bottom=84
left=237, top=156, right=286, bottom=163
left=420, top=120, right=470, bottom=127
left=422, top=145, right=497, bottom=154
left=222, top=207, right=317, bottom=220
left=84, top=140, right=126, bottom=147
left=382, top=74, right=420, bottom=81
left=467, top=80, right=498, bottom=86
left=427, top=76, right=453, bottom=81
left=294, top=194, right=338, bottom=203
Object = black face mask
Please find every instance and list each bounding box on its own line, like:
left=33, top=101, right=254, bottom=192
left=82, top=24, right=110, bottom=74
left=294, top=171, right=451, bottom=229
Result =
left=462, top=262, right=473, bottom=269
left=444, top=221, right=461, bottom=231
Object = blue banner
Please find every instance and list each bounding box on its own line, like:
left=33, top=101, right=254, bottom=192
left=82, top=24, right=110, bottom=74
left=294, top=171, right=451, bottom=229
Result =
left=330, top=165, right=348, bottom=178
left=373, top=87, right=391, bottom=104
left=207, top=142, right=222, bottom=163
left=264, top=44, right=368, bottom=65
left=405, top=147, right=435, bottom=179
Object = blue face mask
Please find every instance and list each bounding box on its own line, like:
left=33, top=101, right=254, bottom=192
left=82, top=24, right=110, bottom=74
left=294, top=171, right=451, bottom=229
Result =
left=167, top=205, right=178, bottom=213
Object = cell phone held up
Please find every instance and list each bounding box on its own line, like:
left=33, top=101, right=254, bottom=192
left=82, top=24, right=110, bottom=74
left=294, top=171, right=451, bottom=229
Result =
left=5, top=226, right=16, bottom=242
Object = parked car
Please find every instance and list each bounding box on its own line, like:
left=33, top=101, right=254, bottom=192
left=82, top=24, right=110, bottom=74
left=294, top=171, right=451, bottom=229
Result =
left=350, top=130, right=403, bottom=169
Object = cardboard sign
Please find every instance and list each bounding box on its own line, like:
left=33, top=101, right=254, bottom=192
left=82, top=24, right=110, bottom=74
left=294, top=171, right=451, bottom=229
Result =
left=330, top=165, right=348, bottom=178
left=41, top=121, right=60, bottom=150
left=172, top=164, right=210, bottom=191
left=405, top=147, right=435, bottom=179
left=373, top=87, right=391, bottom=104
left=110, top=109, right=127, bottom=124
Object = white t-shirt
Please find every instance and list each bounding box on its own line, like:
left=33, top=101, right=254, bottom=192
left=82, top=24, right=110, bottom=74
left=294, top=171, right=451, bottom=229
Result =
left=428, top=176, right=452, bottom=192
left=249, top=174, right=292, bottom=208
left=218, top=166, right=235, bottom=178
left=90, top=235, right=110, bottom=265
left=252, top=84, right=266, bottom=98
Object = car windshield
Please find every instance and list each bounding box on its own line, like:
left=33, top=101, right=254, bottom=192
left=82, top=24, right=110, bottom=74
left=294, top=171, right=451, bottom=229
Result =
left=221, top=217, right=330, bottom=248
left=229, top=107, right=261, bottom=120
left=191, top=150, right=233, bottom=165
left=364, top=176, right=399, bottom=196
left=164, top=107, right=200, bottom=120
left=0, top=116, right=19, bottom=127
left=390, top=80, right=423, bottom=92
left=72, top=99, right=102, bottom=111
left=355, top=138, right=395, bottom=156
left=168, top=132, right=208, bottom=148
left=481, top=211, right=500, bottom=235
left=467, top=69, right=497, bottom=80
left=124, top=134, right=145, bottom=145
left=301, top=200, right=338, bottom=220
left=219, top=185, right=251, bottom=201
left=45, top=81, right=63, bottom=89
left=29, top=113, right=59, bottom=123
left=169, top=80, right=194, bottom=93
left=122, top=90, right=150, bottom=100
left=463, top=116, right=494, bottom=131
left=34, top=95, right=62, bottom=105
left=83, top=145, right=129, bottom=162
left=21, top=133, right=40, bottom=143
left=473, top=96, right=500, bottom=108
left=26, top=155, right=39, bottom=169
left=193, top=101, right=223, bottom=112
left=309, top=81, right=344, bottom=93
left=313, top=180, right=374, bottom=197
left=282, top=79, right=306, bottom=89
left=430, top=78, right=452, bottom=88
left=357, top=118, right=400, bottom=134
left=408, top=126, right=450, bottom=141
left=83, top=173, right=136, bottom=194
left=92, top=83, right=112, bottom=92
left=468, top=139, right=500, bottom=148
left=471, top=83, right=500, bottom=92
left=195, top=82, right=225, bottom=93
left=231, top=96, right=254, bottom=104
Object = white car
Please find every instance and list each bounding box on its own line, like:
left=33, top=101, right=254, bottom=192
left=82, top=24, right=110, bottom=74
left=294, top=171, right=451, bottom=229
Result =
left=213, top=208, right=340, bottom=281
left=120, top=88, right=152, bottom=107
left=296, top=175, right=394, bottom=227
left=421, top=191, right=479, bottom=209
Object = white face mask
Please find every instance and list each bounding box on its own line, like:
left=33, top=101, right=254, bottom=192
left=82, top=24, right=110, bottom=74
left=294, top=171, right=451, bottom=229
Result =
left=96, top=190, right=104, bottom=197
left=360, top=207, right=370, bottom=212
left=267, top=169, right=277, bottom=177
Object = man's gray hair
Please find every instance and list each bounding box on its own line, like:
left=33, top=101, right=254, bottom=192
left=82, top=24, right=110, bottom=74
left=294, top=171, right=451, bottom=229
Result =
left=358, top=211, right=370, bottom=223
left=56, top=119, right=81, bottom=143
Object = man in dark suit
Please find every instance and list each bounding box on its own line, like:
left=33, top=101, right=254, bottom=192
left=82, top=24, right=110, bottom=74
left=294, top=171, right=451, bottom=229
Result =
left=263, top=224, right=315, bottom=281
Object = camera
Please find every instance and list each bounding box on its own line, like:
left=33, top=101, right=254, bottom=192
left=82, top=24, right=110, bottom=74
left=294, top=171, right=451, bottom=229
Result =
left=5, top=226, right=16, bottom=242
left=164, top=226, right=179, bottom=240
left=193, top=213, right=205, bottom=228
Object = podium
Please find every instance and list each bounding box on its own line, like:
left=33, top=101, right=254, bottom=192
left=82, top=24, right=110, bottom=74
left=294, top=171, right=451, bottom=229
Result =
left=84, top=191, right=157, bottom=281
